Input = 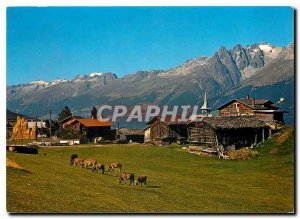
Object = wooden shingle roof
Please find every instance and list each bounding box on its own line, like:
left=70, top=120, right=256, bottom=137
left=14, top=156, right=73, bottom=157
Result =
left=118, top=128, right=144, bottom=135
left=147, top=115, right=187, bottom=125
left=59, top=115, right=83, bottom=123
left=202, top=116, right=268, bottom=129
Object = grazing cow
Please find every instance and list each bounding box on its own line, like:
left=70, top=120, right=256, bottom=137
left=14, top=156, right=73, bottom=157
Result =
left=81, top=159, right=97, bottom=169
left=135, top=175, right=147, bottom=187
left=92, top=163, right=105, bottom=174
left=108, top=162, right=122, bottom=172
left=70, top=154, right=78, bottom=165
left=119, top=172, right=135, bottom=186
left=70, top=154, right=84, bottom=166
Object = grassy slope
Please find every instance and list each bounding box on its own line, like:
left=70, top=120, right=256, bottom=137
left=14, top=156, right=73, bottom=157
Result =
left=7, top=127, right=294, bottom=213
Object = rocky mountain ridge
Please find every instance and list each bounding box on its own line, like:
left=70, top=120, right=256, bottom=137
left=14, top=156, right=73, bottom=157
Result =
left=7, top=42, right=294, bottom=124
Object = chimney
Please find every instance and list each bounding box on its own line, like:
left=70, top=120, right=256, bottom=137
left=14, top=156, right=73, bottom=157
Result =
left=252, top=98, right=255, bottom=106
left=246, top=94, right=250, bottom=100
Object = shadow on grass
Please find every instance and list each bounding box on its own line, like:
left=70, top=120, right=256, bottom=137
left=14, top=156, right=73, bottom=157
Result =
left=7, top=167, right=32, bottom=174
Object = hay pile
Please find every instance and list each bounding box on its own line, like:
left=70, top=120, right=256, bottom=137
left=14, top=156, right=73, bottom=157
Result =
left=6, top=158, right=25, bottom=170
left=11, top=116, right=36, bottom=140
left=227, top=148, right=259, bottom=160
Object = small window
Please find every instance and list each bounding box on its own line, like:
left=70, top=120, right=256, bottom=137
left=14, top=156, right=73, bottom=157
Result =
left=236, top=103, right=240, bottom=108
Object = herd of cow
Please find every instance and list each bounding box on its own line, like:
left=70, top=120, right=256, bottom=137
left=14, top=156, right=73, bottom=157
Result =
left=70, top=154, right=147, bottom=186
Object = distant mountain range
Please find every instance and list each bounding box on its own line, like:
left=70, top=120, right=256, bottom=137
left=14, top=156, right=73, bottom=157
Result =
left=7, top=42, right=295, bottom=126
left=6, top=109, right=32, bottom=121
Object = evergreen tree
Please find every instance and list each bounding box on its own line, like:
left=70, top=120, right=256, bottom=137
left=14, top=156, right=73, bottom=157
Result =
left=58, top=106, right=72, bottom=121
left=91, top=106, right=97, bottom=119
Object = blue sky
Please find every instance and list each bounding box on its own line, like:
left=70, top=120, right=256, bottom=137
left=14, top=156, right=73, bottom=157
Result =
left=7, top=7, right=294, bottom=85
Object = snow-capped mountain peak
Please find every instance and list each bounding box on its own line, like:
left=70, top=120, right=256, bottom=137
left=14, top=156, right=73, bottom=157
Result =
left=258, top=43, right=273, bottom=52
left=29, top=78, right=68, bottom=87
left=89, top=72, right=103, bottom=77
left=29, top=80, right=49, bottom=86
left=258, top=42, right=282, bottom=62
left=50, top=78, right=68, bottom=84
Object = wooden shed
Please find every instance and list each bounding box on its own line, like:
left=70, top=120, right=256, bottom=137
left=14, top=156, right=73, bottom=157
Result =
left=188, top=116, right=270, bottom=150
left=145, top=115, right=189, bottom=144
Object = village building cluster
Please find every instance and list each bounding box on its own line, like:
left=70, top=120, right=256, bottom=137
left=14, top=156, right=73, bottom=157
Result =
left=144, top=93, right=285, bottom=151
left=7, top=92, right=285, bottom=152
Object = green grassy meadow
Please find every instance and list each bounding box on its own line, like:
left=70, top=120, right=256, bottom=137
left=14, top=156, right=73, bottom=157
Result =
left=6, top=127, right=294, bottom=213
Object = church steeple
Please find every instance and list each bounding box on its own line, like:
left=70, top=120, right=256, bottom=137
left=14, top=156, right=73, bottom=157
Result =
left=200, top=91, right=211, bottom=115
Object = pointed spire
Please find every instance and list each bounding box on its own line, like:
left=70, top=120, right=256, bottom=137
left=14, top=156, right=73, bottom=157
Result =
left=201, top=91, right=208, bottom=110
left=201, top=91, right=211, bottom=115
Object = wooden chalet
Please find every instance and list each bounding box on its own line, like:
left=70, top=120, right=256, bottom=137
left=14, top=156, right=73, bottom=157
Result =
left=188, top=116, right=270, bottom=150
left=62, top=117, right=112, bottom=140
left=216, top=95, right=285, bottom=124
left=144, top=115, right=189, bottom=144
left=59, top=115, right=83, bottom=126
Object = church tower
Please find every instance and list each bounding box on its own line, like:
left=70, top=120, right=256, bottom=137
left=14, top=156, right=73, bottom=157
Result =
left=200, top=91, right=211, bottom=115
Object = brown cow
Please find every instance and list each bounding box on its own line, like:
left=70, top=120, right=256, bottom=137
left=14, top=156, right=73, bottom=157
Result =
left=70, top=154, right=84, bottom=166
left=135, top=175, right=147, bottom=187
left=119, top=172, right=134, bottom=186
left=72, top=158, right=84, bottom=166
left=108, top=162, right=122, bottom=172
left=92, top=163, right=105, bottom=174
left=81, top=159, right=97, bottom=169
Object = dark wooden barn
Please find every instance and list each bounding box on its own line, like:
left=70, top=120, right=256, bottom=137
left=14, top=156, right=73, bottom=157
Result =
left=144, top=115, right=189, bottom=144
left=188, top=116, right=270, bottom=150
